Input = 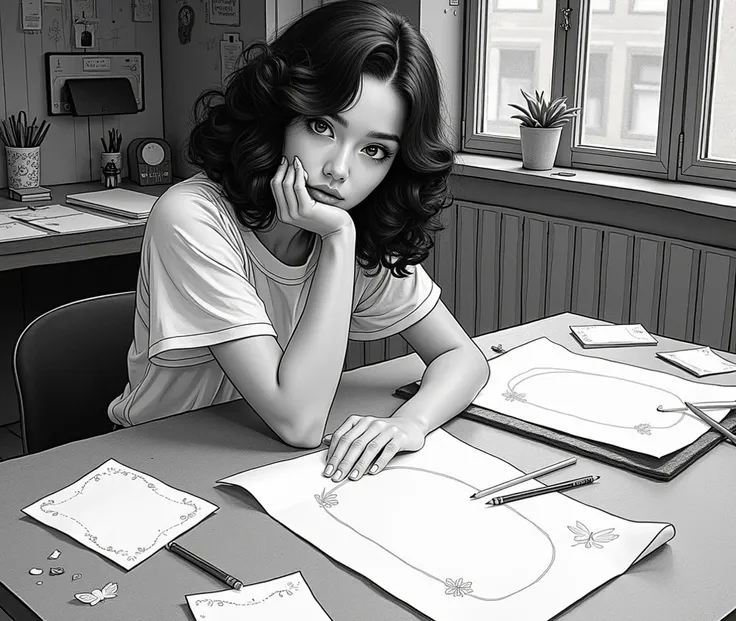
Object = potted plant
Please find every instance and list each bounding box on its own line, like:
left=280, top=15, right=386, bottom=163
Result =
left=508, top=90, right=581, bottom=171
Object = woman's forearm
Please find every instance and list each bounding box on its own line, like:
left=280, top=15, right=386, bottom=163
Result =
left=392, top=344, right=490, bottom=435
left=277, top=229, right=356, bottom=442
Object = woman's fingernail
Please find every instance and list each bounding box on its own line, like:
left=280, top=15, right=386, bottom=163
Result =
left=322, top=435, right=332, bottom=444
left=294, top=156, right=301, bottom=169
left=369, top=465, right=378, bottom=474
left=350, top=469, right=359, bottom=480
left=280, top=156, right=286, bottom=166
left=332, top=470, right=342, bottom=481
left=323, top=464, right=334, bottom=476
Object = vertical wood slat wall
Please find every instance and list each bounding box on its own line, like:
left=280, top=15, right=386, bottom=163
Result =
left=0, top=0, right=163, bottom=188
left=343, top=199, right=736, bottom=371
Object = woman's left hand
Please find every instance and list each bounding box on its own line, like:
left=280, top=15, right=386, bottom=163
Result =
left=322, top=416, right=427, bottom=482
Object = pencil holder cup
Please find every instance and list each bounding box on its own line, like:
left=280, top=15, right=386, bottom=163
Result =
left=5, top=146, right=40, bottom=189
left=100, top=152, right=122, bottom=186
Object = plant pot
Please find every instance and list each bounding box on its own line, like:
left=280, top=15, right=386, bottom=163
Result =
left=5, top=146, right=40, bottom=189
left=519, top=126, right=563, bottom=171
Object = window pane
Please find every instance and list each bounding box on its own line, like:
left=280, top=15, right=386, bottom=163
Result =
left=496, top=0, right=540, bottom=11
left=578, top=3, right=667, bottom=152
left=632, top=0, right=667, bottom=12
left=591, top=0, right=613, bottom=12
left=478, top=2, right=555, bottom=138
left=705, top=0, right=736, bottom=163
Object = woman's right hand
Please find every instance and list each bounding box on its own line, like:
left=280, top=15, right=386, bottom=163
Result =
left=270, top=156, right=354, bottom=239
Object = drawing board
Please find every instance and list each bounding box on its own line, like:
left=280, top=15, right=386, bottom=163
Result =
left=219, top=429, right=674, bottom=621
left=473, top=337, right=736, bottom=458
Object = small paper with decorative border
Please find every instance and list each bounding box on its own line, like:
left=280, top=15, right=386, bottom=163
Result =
left=656, top=346, right=736, bottom=378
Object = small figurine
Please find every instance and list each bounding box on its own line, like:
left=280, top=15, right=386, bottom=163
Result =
left=102, top=161, right=121, bottom=188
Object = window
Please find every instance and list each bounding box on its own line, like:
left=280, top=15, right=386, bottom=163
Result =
left=680, top=0, right=736, bottom=185
left=493, top=0, right=541, bottom=12
left=581, top=51, right=610, bottom=139
left=591, top=0, right=614, bottom=13
left=484, top=47, right=538, bottom=137
left=625, top=53, right=662, bottom=145
left=631, top=0, right=667, bottom=13
left=463, top=0, right=736, bottom=185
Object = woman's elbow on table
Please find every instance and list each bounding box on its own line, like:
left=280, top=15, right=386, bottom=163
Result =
left=274, top=418, right=325, bottom=450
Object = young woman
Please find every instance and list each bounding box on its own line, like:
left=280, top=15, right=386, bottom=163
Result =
left=108, top=0, right=489, bottom=483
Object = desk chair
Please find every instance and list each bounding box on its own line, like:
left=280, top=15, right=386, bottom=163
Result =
left=13, top=291, right=135, bottom=455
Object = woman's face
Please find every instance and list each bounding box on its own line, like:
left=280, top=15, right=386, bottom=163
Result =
left=282, top=75, right=407, bottom=211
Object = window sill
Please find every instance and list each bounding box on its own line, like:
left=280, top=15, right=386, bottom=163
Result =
left=452, top=153, right=736, bottom=223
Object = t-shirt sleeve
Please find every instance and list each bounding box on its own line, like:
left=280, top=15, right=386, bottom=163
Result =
left=144, top=190, right=277, bottom=367
left=349, top=261, right=441, bottom=341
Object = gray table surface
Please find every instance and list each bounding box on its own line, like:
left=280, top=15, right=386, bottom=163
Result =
left=1, top=313, right=735, bottom=621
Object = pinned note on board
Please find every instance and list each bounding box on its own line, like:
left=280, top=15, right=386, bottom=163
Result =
left=21, top=0, right=42, bottom=31
left=221, top=33, right=244, bottom=88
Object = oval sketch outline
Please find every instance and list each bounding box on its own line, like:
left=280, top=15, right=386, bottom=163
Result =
left=316, top=465, right=556, bottom=601
left=504, top=367, right=687, bottom=434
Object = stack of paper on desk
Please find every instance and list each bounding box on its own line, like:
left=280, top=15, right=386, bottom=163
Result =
left=219, top=429, right=675, bottom=621
left=10, top=204, right=131, bottom=234
left=66, top=188, right=157, bottom=219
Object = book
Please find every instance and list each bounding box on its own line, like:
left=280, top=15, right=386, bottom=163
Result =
left=656, top=346, right=736, bottom=378
left=9, top=186, right=51, bottom=202
left=570, top=323, right=658, bottom=348
left=65, top=188, right=157, bottom=219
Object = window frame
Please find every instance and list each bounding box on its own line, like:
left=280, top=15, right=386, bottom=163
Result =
left=462, top=0, right=567, bottom=159
left=679, top=0, right=736, bottom=189
left=462, top=0, right=686, bottom=181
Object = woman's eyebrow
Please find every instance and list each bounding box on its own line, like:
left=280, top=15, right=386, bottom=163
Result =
left=329, top=113, right=401, bottom=144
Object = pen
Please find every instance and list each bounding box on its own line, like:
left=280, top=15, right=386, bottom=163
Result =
left=684, top=402, right=736, bottom=445
left=470, top=456, right=577, bottom=500
left=166, top=542, right=244, bottom=590
left=486, top=475, right=599, bottom=506
left=657, top=401, right=736, bottom=413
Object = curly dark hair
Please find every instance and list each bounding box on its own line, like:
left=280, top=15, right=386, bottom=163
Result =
left=186, top=0, right=455, bottom=277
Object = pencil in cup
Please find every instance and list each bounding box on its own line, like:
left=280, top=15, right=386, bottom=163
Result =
left=485, top=475, right=600, bottom=506
left=166, top=542, right=244, bottom=590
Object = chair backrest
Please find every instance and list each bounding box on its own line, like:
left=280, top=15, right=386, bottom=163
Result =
left=13, top=291, right=136, bottom=455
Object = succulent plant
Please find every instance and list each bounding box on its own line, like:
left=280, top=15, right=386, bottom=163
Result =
left=508, top=90, right=581, bottom=128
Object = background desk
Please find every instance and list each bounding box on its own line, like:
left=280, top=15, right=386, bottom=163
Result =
left=0, top=180, right=172, bottom=428
left=1, top=313, right=735, bottom=621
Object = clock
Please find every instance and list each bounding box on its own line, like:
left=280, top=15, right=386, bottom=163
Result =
left=127, top=138, right=172, bottom=186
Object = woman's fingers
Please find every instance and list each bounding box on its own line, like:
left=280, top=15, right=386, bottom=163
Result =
left=332, top=425, right=384, bottom=482
left=270, top=157, right=288, bottom=221
left=326, top=415, right=361, bottom=462
left=345, top=428, right=396, bottom=480
left=293, top=157, right=315, bottom=215
left=324, top=417, right=373, bottom=478
left=366, top=435, right=403, bottom=475
left=281, top=158, right=298, bottom=221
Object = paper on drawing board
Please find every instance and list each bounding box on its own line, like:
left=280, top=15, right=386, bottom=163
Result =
left=186, top=571, right=332, bottom=621
left=22, top=212, right=131, bottom=234
left=218, top=429, right=675, bottom=621
left=22, top=459, right=218, bottom=570
left=472, top=337, right=736, bottom=458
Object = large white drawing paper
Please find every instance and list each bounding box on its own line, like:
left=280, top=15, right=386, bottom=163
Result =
left=23, top=459, right=218, bottom=570
left=473, top=337, right=736, bottom=458
left=219, top=430, right=674, bottom=621
left=186, top=571, right=332, bottom=621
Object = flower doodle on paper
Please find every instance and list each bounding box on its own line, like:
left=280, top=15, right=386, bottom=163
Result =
left=502, top=389, right=527, bottom=403
left=634, top=423, right=652, bottom=435
left=444, top=577, right=473, bottom=597
left=74, top=581, right=118, bottom=606
left=567, top=521, right=619, bottom=549
left=314, top=488, right=339, bottom=509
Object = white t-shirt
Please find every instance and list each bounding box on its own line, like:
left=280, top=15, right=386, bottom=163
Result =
left=108, top=173, right=441, bottom=427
